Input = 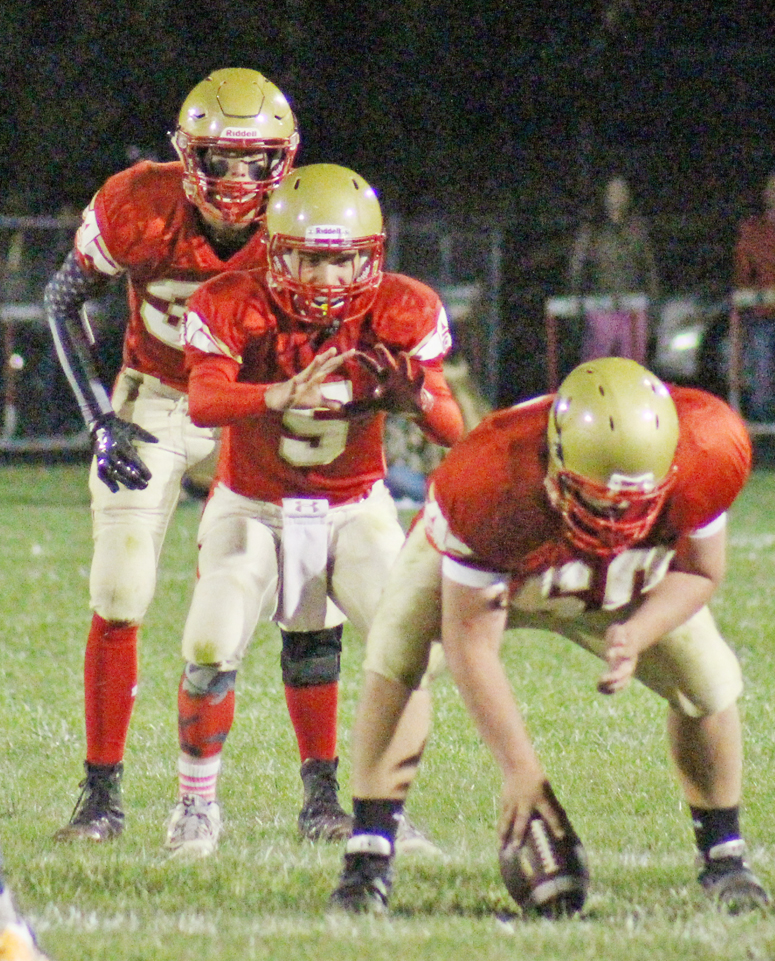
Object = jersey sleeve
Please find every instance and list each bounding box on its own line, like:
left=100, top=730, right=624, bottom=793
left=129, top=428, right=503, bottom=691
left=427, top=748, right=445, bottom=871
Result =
left=183, top=271, right=273, bottom=426
left=184, top=271, right=260, bottom=362
left=372, top=274, right=451, bottom=359
left=74, top=188, right=124, bottom=278
left=75, top=162, right=186, bottom=277
left=665, top=387, right=752, bottom=534
left=426, top=398, right=557, bottom=570
left=371, top=274, right=463, bottom=447
left=413, top=361, right=465, bottom=447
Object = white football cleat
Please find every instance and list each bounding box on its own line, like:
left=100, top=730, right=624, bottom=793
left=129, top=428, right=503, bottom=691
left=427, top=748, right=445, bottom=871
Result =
left=394, top=813, right=442, bottom=857
left=165, top=795, right=221, bottom=859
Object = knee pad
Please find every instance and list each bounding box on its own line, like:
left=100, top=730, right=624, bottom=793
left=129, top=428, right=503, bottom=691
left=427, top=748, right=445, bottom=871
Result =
left=181, top=663, right=237, bottom=700
left=280, top=626, right=343, bottom=687
left=90, top=524, right=157, bottom=622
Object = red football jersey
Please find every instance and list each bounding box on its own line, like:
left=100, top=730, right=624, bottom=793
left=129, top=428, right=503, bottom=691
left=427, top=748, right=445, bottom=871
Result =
left=183, top=269, right=463, bottom=504
left=74, top=160, right=269, bottom=392
left=425, top=387, right=751, bottom=611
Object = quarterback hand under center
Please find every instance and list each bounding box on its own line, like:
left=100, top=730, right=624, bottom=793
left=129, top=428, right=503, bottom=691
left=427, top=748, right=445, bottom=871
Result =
left=264, top=347, right=356, bottom=412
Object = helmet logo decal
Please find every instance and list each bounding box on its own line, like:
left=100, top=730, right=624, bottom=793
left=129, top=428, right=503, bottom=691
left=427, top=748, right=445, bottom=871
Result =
left=220, top=127, right=266, bottom=138
left=607, top=471, right=657, bottom=493
left=305, top=225, right=352, bottom=243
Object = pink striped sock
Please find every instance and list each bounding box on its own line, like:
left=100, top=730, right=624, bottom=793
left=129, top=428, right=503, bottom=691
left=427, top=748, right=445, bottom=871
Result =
left=178, top=753, right=221, bottom=801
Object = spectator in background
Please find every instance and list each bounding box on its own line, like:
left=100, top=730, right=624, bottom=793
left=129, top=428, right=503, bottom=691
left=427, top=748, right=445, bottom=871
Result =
left=568, top=174, right=659, bottom=364
left=733, top=170, right=775, bottom=422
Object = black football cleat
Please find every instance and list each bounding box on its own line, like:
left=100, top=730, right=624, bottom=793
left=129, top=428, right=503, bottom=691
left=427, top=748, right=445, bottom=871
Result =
left=329, top=834, right=393, bottom=914
left=298, top=758, right=353, bottom=842
left=698, top=839, right=770, bottom=913
left=53, top=762, right=125, bottom=842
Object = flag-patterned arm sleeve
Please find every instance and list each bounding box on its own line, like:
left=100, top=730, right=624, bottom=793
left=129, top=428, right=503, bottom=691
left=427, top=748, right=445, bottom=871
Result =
left=44, top=249, right=115, bottom=428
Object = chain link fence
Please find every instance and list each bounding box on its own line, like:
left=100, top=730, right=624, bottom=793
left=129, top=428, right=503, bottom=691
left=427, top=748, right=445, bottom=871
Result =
left=0, top=210, right=742, bottom=452
left=0, top=215, right=127, bottom=452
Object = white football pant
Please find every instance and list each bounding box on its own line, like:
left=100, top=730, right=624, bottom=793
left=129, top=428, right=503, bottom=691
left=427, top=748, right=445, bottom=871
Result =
left=182, top=480, right=407, bottom=669
left=89, top=368, right=217, bottom=623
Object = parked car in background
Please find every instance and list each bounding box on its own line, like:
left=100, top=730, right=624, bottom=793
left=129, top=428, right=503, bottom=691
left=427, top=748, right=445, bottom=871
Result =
left=650, top=292, right=731, bottom=398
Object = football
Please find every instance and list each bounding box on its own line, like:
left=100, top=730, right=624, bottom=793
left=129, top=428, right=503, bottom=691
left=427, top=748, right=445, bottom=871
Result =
left=498, top=788, right=589, bottom=918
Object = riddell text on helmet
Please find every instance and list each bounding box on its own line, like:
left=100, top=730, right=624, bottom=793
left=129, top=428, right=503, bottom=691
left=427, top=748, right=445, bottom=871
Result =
left=221, top=128, right=263, bottom=139
left=305, top=225, right=352, bottom=243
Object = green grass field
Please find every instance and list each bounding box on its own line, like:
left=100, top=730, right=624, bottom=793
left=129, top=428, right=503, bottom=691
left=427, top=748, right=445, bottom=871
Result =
left=1, top=463, right=774, bottom=960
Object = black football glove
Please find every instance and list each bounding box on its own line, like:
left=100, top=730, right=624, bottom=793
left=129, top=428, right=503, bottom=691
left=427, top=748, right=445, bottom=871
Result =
left=91, top=413, right=158, bottom=493
left=342, top=343, right=432, bottom=416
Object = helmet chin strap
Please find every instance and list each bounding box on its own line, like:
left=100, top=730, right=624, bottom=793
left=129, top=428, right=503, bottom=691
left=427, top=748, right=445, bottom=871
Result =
left=301, top=310, right=343, bottom=336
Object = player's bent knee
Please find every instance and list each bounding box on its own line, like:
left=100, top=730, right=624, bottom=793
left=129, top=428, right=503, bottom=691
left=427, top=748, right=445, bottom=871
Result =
left=182, top=663, right=237, bottom=698
left=646, top=607, right=744, bottom=719
left=90, top=524, right=157, bottom=621
left=669, top=668, right=743, bottom=719
left=281, top=626, right=343, bottom=686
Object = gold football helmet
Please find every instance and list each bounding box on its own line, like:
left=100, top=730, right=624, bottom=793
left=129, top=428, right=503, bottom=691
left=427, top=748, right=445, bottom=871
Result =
left=172, top=67, right=299, bottom=225
left=265, top=164, right=385, bottom=325
left=545, top=358, right=680, bottom=556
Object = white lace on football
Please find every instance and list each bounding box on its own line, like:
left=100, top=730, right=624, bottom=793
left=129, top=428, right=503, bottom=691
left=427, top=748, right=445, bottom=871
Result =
left=530, top=818, right=560, bottom=874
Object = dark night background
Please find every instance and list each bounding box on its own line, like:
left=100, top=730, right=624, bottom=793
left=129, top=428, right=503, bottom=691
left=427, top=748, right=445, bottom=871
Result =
left=4, top=1, right=774, bottom=217
left=2, top=0, right=775, bottom=413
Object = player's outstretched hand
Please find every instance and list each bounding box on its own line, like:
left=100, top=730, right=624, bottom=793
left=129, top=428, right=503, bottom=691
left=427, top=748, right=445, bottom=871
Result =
left=597, top=622, right=639, bottom=695
left=265, top=347, right=355, bottom=412
left=91, top=413, right=158, bottom=494
left=343, top=343, right=432, bottom=416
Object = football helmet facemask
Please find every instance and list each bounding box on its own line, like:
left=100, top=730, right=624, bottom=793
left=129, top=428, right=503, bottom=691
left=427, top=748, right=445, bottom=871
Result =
left=545, top=358, right=680, bottom=556
left=265, top=164, right=385, bottom=326
left=173, top=67, right=299, bottom=226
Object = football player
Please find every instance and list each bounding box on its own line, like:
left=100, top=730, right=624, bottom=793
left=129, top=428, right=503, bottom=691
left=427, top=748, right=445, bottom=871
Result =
left=0, top=865, right=49, bottom=960
left=162, top=163, right=464, bottom=856
left=330, top=357, right=770, bottom=915
left=43, top=68, right=313, bottom=842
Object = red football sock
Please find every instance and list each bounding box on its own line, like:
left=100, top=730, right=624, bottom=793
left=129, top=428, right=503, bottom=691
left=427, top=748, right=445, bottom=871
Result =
left=84, top=613, right=138, bottom=766
left=284, top=682, right=338, bottom=762
left=178, top=672, right=236, bottom=759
